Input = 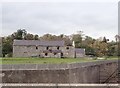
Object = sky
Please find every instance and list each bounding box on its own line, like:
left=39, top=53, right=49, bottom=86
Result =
left=1, top=0, right=119, bottom=41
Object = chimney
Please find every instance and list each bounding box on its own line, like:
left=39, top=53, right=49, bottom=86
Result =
left=72, top=41, right=75, bottom=47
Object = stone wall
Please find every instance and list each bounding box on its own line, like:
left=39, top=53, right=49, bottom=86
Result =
left=1, top=84, right=119, bottom=88
left=13, top=45, right=37, bottom=57
left=61, top=46, right=75, bottom=58
left=13, top=45, right=76, bottom=58
left=1, top=60, right=118, bottom=83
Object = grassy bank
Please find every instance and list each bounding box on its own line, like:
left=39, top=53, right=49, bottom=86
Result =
left=0, top=57, right=118, bottom=64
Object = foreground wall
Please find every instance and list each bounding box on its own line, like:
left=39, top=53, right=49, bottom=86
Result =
left=1, top=67, right=99, bottom=83
left=1, top=60, right=118, bottom=84
left=1, top=84, right=119, bottom=88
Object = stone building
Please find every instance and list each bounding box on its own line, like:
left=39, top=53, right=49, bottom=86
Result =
left=13, top=40, right=85, bottom=58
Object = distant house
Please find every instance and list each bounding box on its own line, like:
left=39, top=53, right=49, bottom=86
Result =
left=13, top=40, right=85, bottom=58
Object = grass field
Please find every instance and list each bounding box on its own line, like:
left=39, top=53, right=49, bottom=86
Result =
left=0, top=57, right=118, bottom=64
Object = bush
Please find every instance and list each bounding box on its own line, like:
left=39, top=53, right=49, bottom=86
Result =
left=6, top=53, right=12, bottom=57
left=92, top=57, right=97, bottom=60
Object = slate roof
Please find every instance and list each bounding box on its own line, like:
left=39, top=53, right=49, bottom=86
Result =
left=75, top=48, right=85, bottom=54
left=13, top=40, right=65, bottom=46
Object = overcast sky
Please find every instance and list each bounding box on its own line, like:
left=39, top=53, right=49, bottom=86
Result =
left=1, top=0, right=118, bottom=41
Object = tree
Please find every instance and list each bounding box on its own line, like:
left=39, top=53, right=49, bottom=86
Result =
left=2, top=29, right=27, bottom=57
left=107, top=42, right=116, bottom=56
left=102, top=37, right=107, bottom=43
left=2, top=37, right=13, bottom=57
left=40, top=34, right=53, bottom=40
left=72, top=34, right=82, bottom=48
left=82, top=36, right=95, bottom=55
left=11, top=29, right=27, bottom=40
left=25, top=33, right=34, bottom=40
left=34, top=35, right=39, bottom=40
left=92, top=38, right=108, bottom=57
left=62, top=35, right=72, bottom=46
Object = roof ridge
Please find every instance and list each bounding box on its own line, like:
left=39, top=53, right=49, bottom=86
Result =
left=13, top=40, right=65, bottom=46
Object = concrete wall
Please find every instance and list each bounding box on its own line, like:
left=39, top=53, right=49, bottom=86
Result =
left=1, top=84, right=119, bottom=88
left=1, top=60, right=118, bottom=84
left=2, top=86, right=119, bottom=88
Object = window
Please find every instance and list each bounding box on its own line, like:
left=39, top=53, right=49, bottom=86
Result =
left=27, top=45, right=30, bottom=48
left=24, top=52, right=27, bottom=53
left=36, top=46, right=38, bottom=49
left=61, top=53, right=63, bottom=58
left=57, top=46, right=59, bottom=50
left=46, top=46, right=49, bottom=50
left=54, top=53, right=57, bottom=55
left=66, top=47, right=69, bottom=50
left=49, top=49, right=52, bottom=52
left=45, top=53, right=48, bottom=56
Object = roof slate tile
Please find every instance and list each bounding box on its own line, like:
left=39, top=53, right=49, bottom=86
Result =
left=13, top=40, right=65, bottom=46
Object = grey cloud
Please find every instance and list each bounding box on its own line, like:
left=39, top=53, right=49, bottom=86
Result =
left=2, top=2, right=118, bottom=41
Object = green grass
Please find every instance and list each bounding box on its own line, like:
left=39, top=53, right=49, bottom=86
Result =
left=0, top=57, right=118, bottom=64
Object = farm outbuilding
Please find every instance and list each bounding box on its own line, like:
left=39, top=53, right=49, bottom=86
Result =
left=13, top=40, right=85, bottom=58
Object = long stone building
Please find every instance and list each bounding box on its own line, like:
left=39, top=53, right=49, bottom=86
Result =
left=13, top=40, right=85, bottom=58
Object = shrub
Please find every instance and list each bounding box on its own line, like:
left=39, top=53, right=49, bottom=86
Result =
left=6, top=53, right=12, bottom=57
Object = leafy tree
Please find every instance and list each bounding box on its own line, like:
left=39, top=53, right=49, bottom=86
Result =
left=81, top=36, right=95, bottom=55
left=72, top=34, right=82, bottom=48
left=11, top=29, right=27, bottom=40
left=2, top=37, right=13, bottom=57
left=2, top=29, right=27, bottom=57
left=102, top=37, right=107, bottom=43
left=25, top=33, right=34, bottom=40
left=34, top=35, right=39, bottom=40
